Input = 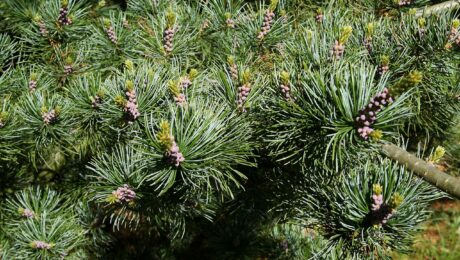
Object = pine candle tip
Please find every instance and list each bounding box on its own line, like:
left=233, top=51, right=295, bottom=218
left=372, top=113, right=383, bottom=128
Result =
left=381, top=55, right=390, bottom=65
left=280, top=71, right=290, bottom=83
left=125, top=80, right=134, bottom=91
left=418, top=18, right=426, bottom=27
left=408, top=8, right=417, bottom=15
left=242, top=69, right=251, bottom=83
left=30, top=240, right=54, bottom=250
left=339, top=25, right=353, bottom=44
left=369, top=129, right=383, bottom=141
left=188, top=69, right=198, bottom=79
left=166, top=8, right=176, bottom=28
left=408, top=70, right=423, bottom=84
left=453, top=19, right=460, bottom=29
left=366, top=22, right=375, bottom=36
left=98, top=0, right=106, bottom=7
left=429, top=146, right=445, bottom=163
left=114, top=95, right=126, bottom=107
left=30, top=73, right=38, bottom=81
left=227, top=56, right=235, bottom=65
left=124, top=59, right=134, bottom=71
left=373, top=184, right=383, bottom=195
left=65, top=56, right=73, bottom=65
left=269, top=0, right=279, bottom=11
left=103, top=18, right=111, bottom=27
left=33, top=15, right=41, bottom=22
left=391, top=193, right=404, bottom=208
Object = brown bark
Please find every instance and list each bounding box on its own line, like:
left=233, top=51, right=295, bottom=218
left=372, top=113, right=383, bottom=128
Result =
left=381, top=143, right=460, bottom=199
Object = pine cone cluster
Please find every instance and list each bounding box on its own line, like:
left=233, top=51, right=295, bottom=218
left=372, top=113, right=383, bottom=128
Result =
left=279, top=83, right=292, bottom=101
left=124, top=88, right=140, bottom=123
left=42, top=109, right=58, bottom=125
left=91, top=95, right=102, bottom=109
left=355, top=88, right=393, bottom=140
left=31, top=240, right=53, bottom=250
left=315, top=13, right=323, bottom=23
left=180, top=76, right=192, bottom=89
left=29, top=80, right=37, bottom=92
left=448, top=27, right=460, bottom=45
left=38, top=21, right=48, bottom=37
left=58, top=6, right=72, bottom=26
left=166, top=140, right=185, bottom=167
left=226, top=18, right=235, bottom=28
left=237, top=83, right=251, bottom=112
left=371, top=193, right=383, bottom=211
left=330, top=40, right=345, bottom=59
left=64, top=65, right=73, bottom=75
left=371, top=196, right=393, bottom=224
left=20, top=208, right=35, bottom=218
left=173, top=93, right=186, bottom=106
left=105, top=26, right=117, bottom=44
left=163, top=27, right=175, bottom=54
left=398, top=0, right=411, bottom=6
left=378, top=64, right=389, bottom=76
left=257, top=10, right=275, bottom=40
left=363, top=37, right=373, bottom=54
left=112, top=184, right=136, bottom=203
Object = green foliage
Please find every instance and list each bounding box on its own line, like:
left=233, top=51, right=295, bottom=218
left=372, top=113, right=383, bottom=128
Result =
left=0, top=0, right=459, bottom=258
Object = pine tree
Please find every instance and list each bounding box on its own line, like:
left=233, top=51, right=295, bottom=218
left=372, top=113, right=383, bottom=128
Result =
left=1, top=0, right=460, bottom=259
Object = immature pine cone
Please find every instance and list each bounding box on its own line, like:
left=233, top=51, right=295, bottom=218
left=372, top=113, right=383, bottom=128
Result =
left=237, top=83, right=251, bottom=112
left=257, top=10, right=275, bottom=40
left=42, top=109, right=58, bottom=125
left=124, top=88, right=140, bottom=123
left=21, top=208, right=35, bottom=218
left=330, top=40, right=345, bottom=59
left=91, top=95, right=102, bottom=109
left=398, top=0, right=411, bottom=6
left=112, top=184, right=136, bottom=203
left=363, top=37, right=373, bottom=54
left=180, top=76, right=192, bottom=89
left=173, top=93, right=187, bottom=106
left=38, top=21, right=48, bottom=36
left=226, top=18, right=235, bottom=28
left=58, top=6, right=72, bottom=26
left=166, top=140, right=185, bottom=167
left=355, top=88, right=393, bottom=140
left=31, top=240, right=53, bottom=250
left=106, top=26, right=117, bottom=44
left=64, top=65, right=73, bottom=75
left=315, top=13, right=323, bottom=23
left=29, top=80, right=37, bottom=92
left=163, top=27, right=175, bottom=54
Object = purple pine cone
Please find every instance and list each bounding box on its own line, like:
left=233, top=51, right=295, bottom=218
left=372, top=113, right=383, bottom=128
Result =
left=166, top=140, right=185, bottom=167
left=58, top=7, right=72, bottom=26
left=354, top=88, right=393, bottom=139
left=173, top=93, right=187, bottom=106
left=21, top=208, right=35, bottom=218
left=42, top=109, right=57, bottom=125
left=31, top=240, right=53, bottom=250
left=113, top=184, right=136, bottom=203
left=106, top=26, right=118, bottom=44
left=29, top=80, right=37, bottom=92
left=124, top=89, right=140, bottom=123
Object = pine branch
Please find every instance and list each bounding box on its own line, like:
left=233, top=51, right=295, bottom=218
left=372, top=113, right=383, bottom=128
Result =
left=381, top=143, right=460, bottom=199
left=415, top=0, right=460, bottom=17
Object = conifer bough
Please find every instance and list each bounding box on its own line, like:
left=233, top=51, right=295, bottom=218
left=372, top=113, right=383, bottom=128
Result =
left=382, top=143, right=460, bottom=199
left=1, top=0, right=460, bottom=258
